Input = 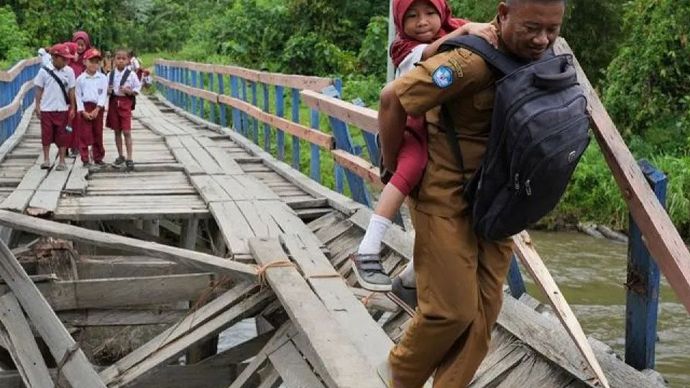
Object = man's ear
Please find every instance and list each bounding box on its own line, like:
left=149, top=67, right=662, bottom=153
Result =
left=498, top=2, right=509, bottom=23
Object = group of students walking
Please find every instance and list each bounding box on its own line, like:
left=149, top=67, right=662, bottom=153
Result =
left=34, top=31, right=146, bottom=172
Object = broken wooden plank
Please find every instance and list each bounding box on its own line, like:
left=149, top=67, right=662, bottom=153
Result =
left=0, top=210, right=257, bottom=279
left=59, top=308, right=187, bottom=327
left=0, top=293, right=53, bottom=388
left=64, top=162, right=89, bottom=195
left=100, top=283, right=257, bottom=382
left=281, top=234, right=393, bottom=366
left=208, top=201, right=254, bottom=256
left=249, top=237, right=384, bottom=388
left=228, top=324, right=290, bottom=388
left=268, top=331, right=325, bottom=388
left=0, top=239, right=105, bottom=388
left=190, top=175, right=232, bottom=203
left=204, top=146, right=244, bottom=175
left=170, top=146, right=204, bottom=175
left=180, top=136, right=224, bottom=175
left=101, top=287, right=272, bottom=387
left=27, top=157, right=75, bottom=215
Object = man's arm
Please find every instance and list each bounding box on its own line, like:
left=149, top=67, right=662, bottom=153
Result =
left=378, top=83, right=408, bottom=172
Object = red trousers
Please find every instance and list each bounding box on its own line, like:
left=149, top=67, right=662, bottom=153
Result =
left=40, top=111, right=70, bottom=147
left=389, top=116, right=428, bottom=195
left=76, top=102, right=105, bottom=163
left=106, top=96, right=133, bottom=131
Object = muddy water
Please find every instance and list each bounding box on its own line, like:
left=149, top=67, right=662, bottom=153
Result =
left=528, top=231, right=690, bottom=387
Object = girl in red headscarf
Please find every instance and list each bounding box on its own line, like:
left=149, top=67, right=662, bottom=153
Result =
left=351, top=0, right=498, bottom=292
left=70, top=31, right=92, bottom=78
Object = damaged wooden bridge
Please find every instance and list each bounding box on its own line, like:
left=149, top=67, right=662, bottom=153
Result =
left=0, top=38, right=685, bottom=387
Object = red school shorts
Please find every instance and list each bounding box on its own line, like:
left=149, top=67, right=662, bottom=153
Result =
left=106, top=96, right=134, bottom=132
left=40, top=111, right=71, bottom=148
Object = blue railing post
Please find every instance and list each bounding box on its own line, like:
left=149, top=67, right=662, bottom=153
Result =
left=208, top=72, right=216, bottom=123
left=240, top=78, right=249, bottom=136
left=217, top=73, right=227, bottom=127
left=191, top=70, right=198, bottom=115
left=262, top=84, right=271, bottom=152
left=310, top=109, right=321, bottom=183
left=275, top=86, right=285, bottom=161
left=625, top=159, right=665, bottom=370
left=197, top=71, right=205, bottom=118
left=351, top=98, right=380, bottom=165
left=290, top=88, right=301, bottom=170
left=230, top=76, right=241, bottom=131
left=249, top=82, right=257, bottom=144
left=507, top=256, right=527, bottom=298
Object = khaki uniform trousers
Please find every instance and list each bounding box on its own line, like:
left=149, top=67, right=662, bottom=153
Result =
left=389, top=208, right=513, bottom=387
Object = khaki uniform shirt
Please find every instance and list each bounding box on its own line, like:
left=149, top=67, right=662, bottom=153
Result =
left=393, top=48, right=496, bottom=217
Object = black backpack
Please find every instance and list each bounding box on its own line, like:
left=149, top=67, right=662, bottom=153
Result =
left=439, top=35, right=590, bottom=241
left=109, top=69, right=136, bottom=110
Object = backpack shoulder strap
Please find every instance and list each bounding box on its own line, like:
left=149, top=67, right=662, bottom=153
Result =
left=108, top=70, right=115, bottom=87
left=42, top=66, right=69, bottom=105
left=439, top=35, right=525, bottom=76
left=120, top=69, right=131, bottom=87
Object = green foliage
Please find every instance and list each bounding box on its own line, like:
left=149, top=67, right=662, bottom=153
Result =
left=280, top=33, right=356, bottom=76
left=603, top=0, right=690, bottom=152
left=448, top=0, right=496, bottom=21
left=357, top=16, right=388, bottom=79
left=0, top=6, right=30, bottom=66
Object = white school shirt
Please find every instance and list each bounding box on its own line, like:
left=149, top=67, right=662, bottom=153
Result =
left=33, top=64, right=76, bottom=112
left=76, top=71, right=108, bottom=112
left=108, top=68, right=142, bottom=97
left=395, top=44, right=428, bottom=79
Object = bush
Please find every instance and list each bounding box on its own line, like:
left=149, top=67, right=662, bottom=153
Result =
left=357, top=16, right=388, bottom=79
left=0, top=6, right=31, bottom=66
left=280, top=32, right=356, bottom=76
left=603, top=0, right=690, bottom=152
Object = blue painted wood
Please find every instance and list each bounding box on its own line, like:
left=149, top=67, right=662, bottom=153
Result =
left=351, top=98, right=380, bottom=166
left=275, top=86, right=285, bottom=161
left=290, top=88, right=301, bottom=171
left=507, top=256, right=527, bottom=298
left=310, top=109, right=321, bottom=182
left=262, top=83, right=271, bottom=152
left=209, top=73, right=216, bottom=123
left=191, top=71, right=198, bottom=115
left=240, top=78, right=249, bottom=136
left=328, top=116, right=371, bottom=207
left=251, top=82, right=259, bottom=144
left=230, top=76, right=241, bottom=132
left=197, top=71, right=205, bottom=118
left=625, top=159, right=665, bottom=371
left=217, top=74, right=227, bottom=127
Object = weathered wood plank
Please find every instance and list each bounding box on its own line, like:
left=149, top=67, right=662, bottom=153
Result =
left=170, top=146, right=204, bottom=175
left=301, top=90, right=378, bottom=134
left=101, top=287, right=272, bottom=387
left=249, top=237, right=384, bottom=388
left=27, top=157, right=75, bottom=215
left=0, top=239, right=105, bottom=388
left=64, top=162, right=89, bottom=195
left=268, top=334, right=325, bottom=388
left=100, top=283, right=258, bottom=383
left=190, top=175, right=232, bottom=203
left=0, top=293, right=53, bottom=388
left=204, top=146, right=244, bottom=175
left=59, top=309, right=187, bottom=327
left=180, top=136, right=224, bottom=175
left=208, top=201, right=254, bottom=256
left=0, top=210, right=257, bottom=279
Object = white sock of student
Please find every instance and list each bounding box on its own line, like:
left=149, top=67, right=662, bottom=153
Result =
left=358, top=214, right=392, bottom=256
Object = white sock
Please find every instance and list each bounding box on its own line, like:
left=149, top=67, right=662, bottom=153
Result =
left=358, top=214, right=392, bottom=255
left=399, top=260, right=416, bottom=288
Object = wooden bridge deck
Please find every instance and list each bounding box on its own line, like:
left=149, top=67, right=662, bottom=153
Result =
left=0, top=95, right=665, bottom=387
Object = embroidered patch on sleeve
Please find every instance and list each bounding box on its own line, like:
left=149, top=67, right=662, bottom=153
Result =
left=432, top=65, right=454, bottom=89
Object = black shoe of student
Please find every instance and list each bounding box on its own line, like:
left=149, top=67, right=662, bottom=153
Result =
left=392, top=276, right=418, bottom=311
left=125, top=160, right=134, bottom=172
left=350, top=253, right=392, bottom=292
left=112, top=156, right=125, bottom=167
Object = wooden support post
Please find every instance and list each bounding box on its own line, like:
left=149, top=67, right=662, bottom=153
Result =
left=275, top=85, right=285, bottom=161
left=290, top=88, right=301, bottom=171
left=625, top=160, right=665, bottom=370
left=310, top=109, right=321, bottom=183
left=507, top=255, right=527, bottom=298
left=0, top=239, right=105, bottom=387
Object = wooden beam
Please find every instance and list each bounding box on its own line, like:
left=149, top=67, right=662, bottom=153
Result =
left=0, top=239, right=105, bottom=387
left=101, top=288, right=272, bottom=387
left=100, top=283, right=260, bottom=384
left=0, top=210, right=257, bottom=280
left=331, top=149, right=384, bottom=189
left=59, top=309, right=187, bottom=327
left=249, top=237, right=384, bottom=388
left=554, top=38, right=690, bottom=312
left=75, top=256, right=188, bottom=279
left=513, top=231, right=610, bottom=388
left=0, top=293, right=53, bottom=388
left=301, top=89, right=378, bottom=134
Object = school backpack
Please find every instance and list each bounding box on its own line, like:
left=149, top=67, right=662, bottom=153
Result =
left=438, top=35, right=590, bottom=241
left=109, top=69, right=136, bottom=110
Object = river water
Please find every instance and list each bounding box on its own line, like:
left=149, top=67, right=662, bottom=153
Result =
left=528, top=231, right=690, bottom=387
